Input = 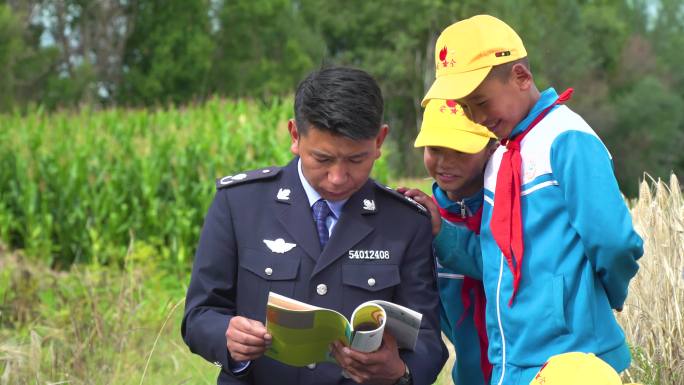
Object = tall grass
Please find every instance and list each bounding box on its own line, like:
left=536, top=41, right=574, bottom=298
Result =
left=0, top=246, right=215, bottom=385
left=0, top=99, right=391, bottom=269
left=618, top=174, right=684, bottom=385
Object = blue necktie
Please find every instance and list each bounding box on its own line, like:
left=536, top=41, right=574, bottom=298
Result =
left=312, top=199, right=331, bottom=250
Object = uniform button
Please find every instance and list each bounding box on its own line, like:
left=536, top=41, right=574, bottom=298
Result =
left=367, top=278, right=376, bottom=287
left=316, top=284, right=327, bottom=296
left=306, top=363, right=317, bottom=370
left=213, top=361, right=222, bottom=367
left=264, top=267, right=273, bottom=276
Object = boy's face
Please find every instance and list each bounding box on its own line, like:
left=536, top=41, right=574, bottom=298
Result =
left=457, top=65, right=532, bottom=140
left=289, top=120, right=388, bottom=202
left=423, top=144, right=493, bottom=199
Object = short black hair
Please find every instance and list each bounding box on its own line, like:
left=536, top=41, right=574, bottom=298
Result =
left=488, top=57, right=530, bottom=82
left=294, top=67, right=384, bottom=140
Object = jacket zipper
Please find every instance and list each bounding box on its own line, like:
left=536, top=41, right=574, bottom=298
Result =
left=496, top=252, right=507, bottom=385
left=458, top=199, right=467, bottom=218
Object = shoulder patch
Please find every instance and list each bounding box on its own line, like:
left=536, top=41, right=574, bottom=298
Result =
left=216, top=166, right=282, bottom=190
left=374, top=182, right=429, bottom=216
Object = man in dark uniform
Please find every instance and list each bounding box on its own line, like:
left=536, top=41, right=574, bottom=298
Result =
left=181, top=67, right=447, bottom=385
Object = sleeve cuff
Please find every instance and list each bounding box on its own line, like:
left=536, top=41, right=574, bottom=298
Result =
left=228, top=357, right=251, bottom=374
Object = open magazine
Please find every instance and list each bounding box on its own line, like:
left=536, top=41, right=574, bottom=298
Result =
left=264, top=291, right=422, bottom=367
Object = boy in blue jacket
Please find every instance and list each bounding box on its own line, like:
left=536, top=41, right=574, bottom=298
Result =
left=417, top=15, right=644, bottom=385
left=405, top=99, right=497, bottom=385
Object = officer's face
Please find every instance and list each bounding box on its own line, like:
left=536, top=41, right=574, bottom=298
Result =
left=288, top=120, right=388, bottom=202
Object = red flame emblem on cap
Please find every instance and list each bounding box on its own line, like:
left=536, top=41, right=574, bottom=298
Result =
left=439, top=46, right=448, bottom=61
left=443, top=100, right=461, bottom=115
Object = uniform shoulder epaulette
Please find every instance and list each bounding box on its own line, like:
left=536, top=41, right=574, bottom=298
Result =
left=216, top=166, right=282, bottom=190
left=374, top=181, right=428, bottom=216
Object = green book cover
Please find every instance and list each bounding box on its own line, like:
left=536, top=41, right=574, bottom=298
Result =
left=264, top=292, right=421, bottom=367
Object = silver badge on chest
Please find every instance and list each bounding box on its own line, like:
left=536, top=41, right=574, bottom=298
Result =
left=263, top=238, right=297, bottom=254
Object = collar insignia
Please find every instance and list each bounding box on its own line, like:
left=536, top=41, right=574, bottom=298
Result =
left=276, top=188, right=291, bottom=200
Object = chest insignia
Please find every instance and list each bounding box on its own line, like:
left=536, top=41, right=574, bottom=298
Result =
left=263, top=238, right=297, bottom=254
left=523, top=161, right=537, bottom=183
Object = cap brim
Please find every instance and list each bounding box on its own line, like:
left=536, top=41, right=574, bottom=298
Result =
left=421, top=67, right=492, bottom=107
left=414, top=129, right=490, bottom=154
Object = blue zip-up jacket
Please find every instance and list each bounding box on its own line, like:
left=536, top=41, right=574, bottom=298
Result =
left=433, top=88, right=644, bottom=385
left=433, top=184, right=489, bottom=385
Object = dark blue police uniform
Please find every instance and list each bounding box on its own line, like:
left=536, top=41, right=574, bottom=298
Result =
left=181, top=158, right=447, bottom=385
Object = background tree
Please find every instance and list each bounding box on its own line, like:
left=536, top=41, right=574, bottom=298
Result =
left=0, top=2, right=59, bottom=111
left=209, top=0, right=325, bottom=98
left=118, top=0, right=213, bottom=106
left=0, top=4, right=28, bottom=110
left=33, top=0, right=133, bottom=107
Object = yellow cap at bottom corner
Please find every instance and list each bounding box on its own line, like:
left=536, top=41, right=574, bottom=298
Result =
left=530, top=352, right=624, bottom=385
left=414, top=99, right=496, bottom=154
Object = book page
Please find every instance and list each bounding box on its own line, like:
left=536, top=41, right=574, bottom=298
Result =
left=369, top=300, right=422, bottom=350
left=268, top=291, right=322, bottom=311
left=349, top=303, right=386, bottom=352
left=341, top=304, right=386, bottom=379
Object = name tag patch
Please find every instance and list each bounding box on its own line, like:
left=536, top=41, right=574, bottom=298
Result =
left=348, top=250, right=390, bottom=260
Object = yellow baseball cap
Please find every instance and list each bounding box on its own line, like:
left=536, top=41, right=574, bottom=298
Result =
left=414, top=99, right=496, bottom=154
left=422, top=14, right=527, bottom=106
left=530, top=352, right=639, bottom=385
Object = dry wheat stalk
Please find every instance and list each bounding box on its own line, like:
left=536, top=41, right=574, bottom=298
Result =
left=619, top=174, right=684, bottom=385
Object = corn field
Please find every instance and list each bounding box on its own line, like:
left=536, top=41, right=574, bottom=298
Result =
left=0, top=99, right=391, bottom=269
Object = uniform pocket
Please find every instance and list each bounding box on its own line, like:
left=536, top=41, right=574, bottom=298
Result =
left=340, top=264, right=401, bottom=315
left=240, top=250, right=300, bottom=281
left=552, top=275, right=570, bottom=335
left=237, top=248, right=301, bottom=320
left=342, top=264, right=401, bottom=292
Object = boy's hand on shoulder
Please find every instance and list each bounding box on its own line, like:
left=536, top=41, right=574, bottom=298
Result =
left=398, top=187, right=441, bottom=235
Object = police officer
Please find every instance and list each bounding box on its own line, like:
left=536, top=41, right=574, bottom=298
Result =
left=181, top=67, right=447, bottom=385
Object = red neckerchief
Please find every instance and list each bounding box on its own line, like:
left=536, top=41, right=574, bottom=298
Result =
left=433, top=196, right=492, bottom=383
left=490, top=88, right=573, bottom=306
